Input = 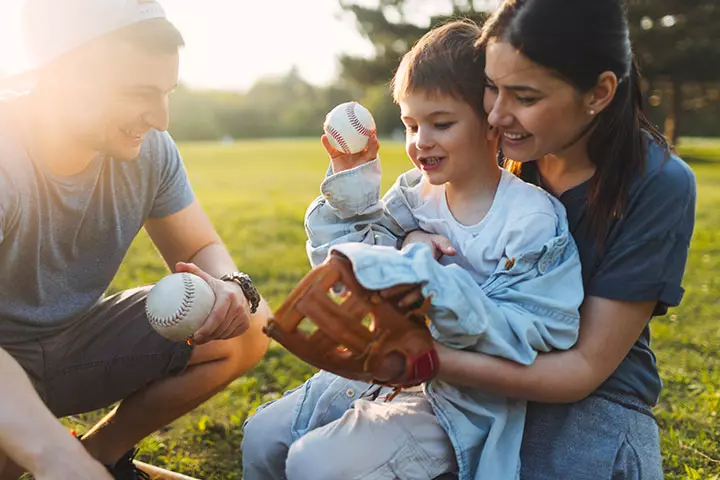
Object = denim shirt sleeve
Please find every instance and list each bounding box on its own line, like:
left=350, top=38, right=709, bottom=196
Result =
left=331, top=199, right=582, bottom=365
left=304, top=159, right=420, bottom=267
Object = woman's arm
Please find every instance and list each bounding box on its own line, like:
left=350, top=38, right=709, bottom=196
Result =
left=436, top=296, right=656, bottom=403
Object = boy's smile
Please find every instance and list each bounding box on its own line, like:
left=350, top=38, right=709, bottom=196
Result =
left=400, top=90, right=494, bottom=190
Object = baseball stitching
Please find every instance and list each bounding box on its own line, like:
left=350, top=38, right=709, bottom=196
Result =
left=346, top=103, right=373, bottom=137
left=147, top=274, right=195, bottom=327
left=326, top=124, right=352, bottom=154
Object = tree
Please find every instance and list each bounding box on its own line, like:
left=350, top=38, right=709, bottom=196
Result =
left=168, top=71, right=358, bottom=141
left=628, top=1, right=720, bottom=143
left=336, top=1, right=490, bottom=133
left=338, top=1, right=489, bottom=89
left=339, top=0, right=720, bottom=141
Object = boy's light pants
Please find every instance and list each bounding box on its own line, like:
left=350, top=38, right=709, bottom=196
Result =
left=241, top=372, right=457, bottom=480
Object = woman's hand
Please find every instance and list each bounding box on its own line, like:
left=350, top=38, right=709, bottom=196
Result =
left=321, top=133, right=379, bottom=174
left=376, top=232, right=456, bottom=311
left=402, top=231, right=456, bottom=260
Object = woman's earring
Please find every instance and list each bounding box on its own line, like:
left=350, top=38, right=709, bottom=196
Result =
left=588, top=109, right=596, bottom=115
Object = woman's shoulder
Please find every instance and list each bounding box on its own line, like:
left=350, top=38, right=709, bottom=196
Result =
left=639, top=140, right=696, bottom=200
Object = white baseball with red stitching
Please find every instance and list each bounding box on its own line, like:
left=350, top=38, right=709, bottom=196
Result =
left=145, top=272, right=216, bottom=342
left=323, top=101, right=377, bottom=155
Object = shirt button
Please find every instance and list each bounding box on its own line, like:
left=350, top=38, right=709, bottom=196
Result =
left=346, top=389, right=355, bottom=398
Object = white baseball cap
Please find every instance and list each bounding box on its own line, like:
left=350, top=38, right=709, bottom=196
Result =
left=22, top=0, right=168, bottom=69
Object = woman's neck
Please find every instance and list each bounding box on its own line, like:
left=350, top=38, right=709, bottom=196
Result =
left=536, top=142, right=596, bottom=197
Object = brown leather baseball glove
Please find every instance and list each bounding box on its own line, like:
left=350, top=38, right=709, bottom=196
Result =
left=264, top=251, right=439, bottom=390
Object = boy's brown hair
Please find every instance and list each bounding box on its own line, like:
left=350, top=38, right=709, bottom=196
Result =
left=391, top=19, right=486, bottom=117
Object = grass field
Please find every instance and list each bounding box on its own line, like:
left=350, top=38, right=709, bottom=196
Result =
left=70, top=138, right=719, bottom=479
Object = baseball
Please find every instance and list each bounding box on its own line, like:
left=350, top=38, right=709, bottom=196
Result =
left=145, top=272, right=216, bottom=342
left=323, top=101, right=376, bottom=154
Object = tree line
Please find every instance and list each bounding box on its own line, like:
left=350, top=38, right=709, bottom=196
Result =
left=168, top=0, right=719, bottom=144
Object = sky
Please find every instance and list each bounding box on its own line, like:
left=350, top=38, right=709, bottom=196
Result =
left=0, top=0, right=494, bottom=92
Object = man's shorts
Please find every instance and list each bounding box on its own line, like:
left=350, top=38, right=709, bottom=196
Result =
left=2, top=287, right=193, bottom=418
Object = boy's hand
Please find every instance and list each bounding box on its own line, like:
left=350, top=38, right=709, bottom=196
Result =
left=321, top=133, right=379, bottom=174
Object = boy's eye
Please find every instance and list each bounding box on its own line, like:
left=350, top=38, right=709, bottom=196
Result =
left=435, top=122, right=455, bottom=130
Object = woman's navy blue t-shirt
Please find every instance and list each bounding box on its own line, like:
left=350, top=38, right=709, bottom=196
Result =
left=520, top=140, right=697, bottom=405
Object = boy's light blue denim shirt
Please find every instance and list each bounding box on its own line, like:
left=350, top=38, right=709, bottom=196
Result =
left=301, top=159, right=583, bottom=480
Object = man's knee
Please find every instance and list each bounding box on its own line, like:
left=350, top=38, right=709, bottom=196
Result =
left=192, top=315, right=269, bottom=383
left=190, top=336, right=267, bottom=387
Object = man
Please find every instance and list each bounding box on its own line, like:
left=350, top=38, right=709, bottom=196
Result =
left=0, top=1, right=270, bottom=478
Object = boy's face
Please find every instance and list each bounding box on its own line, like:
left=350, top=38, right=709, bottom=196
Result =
left=43, top=39, right=179, bottom=161
left=400, top=91, right=492, bottom=186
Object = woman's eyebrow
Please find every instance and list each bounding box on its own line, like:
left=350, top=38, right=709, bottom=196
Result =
left=502, top=84, right=542, bottom=94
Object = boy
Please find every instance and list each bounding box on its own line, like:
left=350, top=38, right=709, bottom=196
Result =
left=242, top=20, right=582, bottom=480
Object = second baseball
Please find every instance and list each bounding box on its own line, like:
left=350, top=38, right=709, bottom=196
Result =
left=145, top=272, right=216, bottom=342
left=323, top=101, right=376, bottom=154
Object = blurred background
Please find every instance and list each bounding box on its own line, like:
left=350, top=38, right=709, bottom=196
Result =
left=1, top=0, right=717, bottom=145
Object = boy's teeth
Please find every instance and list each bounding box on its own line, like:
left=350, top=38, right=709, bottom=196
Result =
left=124, top=129, right=142, bottom=139
left=504, top=132, right=530, bottom=140
left=423, top=157, right=442, bottom=164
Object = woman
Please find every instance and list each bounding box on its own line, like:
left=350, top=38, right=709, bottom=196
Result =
left=413, top=0, right=696, bottom=477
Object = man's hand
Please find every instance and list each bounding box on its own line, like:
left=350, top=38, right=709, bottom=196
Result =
left=321, top=133, right=379, bottom=174
left=33, top=452, right=112, bottom=480
left=176, top=262, right=251, bottom=345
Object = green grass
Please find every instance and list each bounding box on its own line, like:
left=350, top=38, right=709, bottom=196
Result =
left=68, top=138, right=719, bottom=479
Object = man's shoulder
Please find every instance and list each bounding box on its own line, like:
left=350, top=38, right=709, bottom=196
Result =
left=0, top=95, right=32, bottom=185
left=137, top=129, right=176, bottom=161
left=0, top=93, right=26, bottom=150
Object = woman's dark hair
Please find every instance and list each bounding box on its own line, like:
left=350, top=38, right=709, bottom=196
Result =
left=478, top=0, right=668, bottom=241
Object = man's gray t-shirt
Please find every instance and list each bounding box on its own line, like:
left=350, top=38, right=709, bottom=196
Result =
left=0, top=98, right=195, bottom=343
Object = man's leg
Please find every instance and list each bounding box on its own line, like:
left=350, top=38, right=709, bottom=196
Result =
left=80, top=332, right=267, bottom=464
left=37, top=287, right=269, bottom=466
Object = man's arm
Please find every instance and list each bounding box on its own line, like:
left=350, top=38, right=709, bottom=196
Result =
left=144, top=199, right=229, bottom=275
left=0, top=348, right=112, bottom=479
left=145, top=200, right=270, bottom=346
left=0, top=177, right=109, bottom=478
left=435, top=296, right=656, bottom=403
